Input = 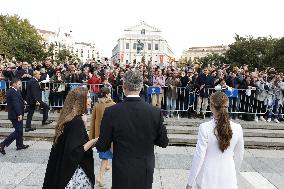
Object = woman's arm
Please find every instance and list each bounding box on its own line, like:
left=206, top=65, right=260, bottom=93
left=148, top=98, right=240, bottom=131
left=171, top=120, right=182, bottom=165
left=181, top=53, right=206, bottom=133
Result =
left=234, top=125, right=244, bottom=172
left=187, top=124, right=208, bottom=187
left=83, top=138, right=98, bottom=152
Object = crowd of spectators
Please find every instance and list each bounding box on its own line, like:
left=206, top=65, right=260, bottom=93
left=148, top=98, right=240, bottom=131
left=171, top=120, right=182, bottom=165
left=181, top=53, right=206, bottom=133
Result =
left=0, top=55, right=284, bottom=123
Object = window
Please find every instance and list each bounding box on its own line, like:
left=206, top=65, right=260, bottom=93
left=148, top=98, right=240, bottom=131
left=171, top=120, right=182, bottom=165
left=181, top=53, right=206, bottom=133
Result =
left=126, top=43, right=129, bottom=49
left=133, top=43, right=136, bottom=49
left=126, top=60, right=129, bottom=64
left=155, top=44, right=159, bottom=50
left=141, top=29, right=145, bottom=35
left=148, top=43, right=151, bottom=50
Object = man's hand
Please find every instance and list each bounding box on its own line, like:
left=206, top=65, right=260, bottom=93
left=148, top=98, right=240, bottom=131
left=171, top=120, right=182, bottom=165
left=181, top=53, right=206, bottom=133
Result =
left=92, top=138, right=99, bottom=147
left=186, top=185, right=192, bottom=189
left=18, top=115, right=23, bottom=122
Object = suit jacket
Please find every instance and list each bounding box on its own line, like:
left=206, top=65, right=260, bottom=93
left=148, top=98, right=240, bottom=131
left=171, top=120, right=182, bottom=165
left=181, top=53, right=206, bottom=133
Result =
left=187, top=119, right=244, bottom=189
left=6, top=88, right=24, bottom=120
left=27, top=77, right=42, bottom=104
left=196, top=74, right=214, bottom=97
left=95, top=97, right=169, bottom=189
left=89, top=97, right=115, bottom=139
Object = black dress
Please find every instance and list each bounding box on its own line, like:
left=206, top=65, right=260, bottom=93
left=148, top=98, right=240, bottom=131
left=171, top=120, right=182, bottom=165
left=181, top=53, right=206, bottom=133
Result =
left=43, top=115, right=95, bottom=189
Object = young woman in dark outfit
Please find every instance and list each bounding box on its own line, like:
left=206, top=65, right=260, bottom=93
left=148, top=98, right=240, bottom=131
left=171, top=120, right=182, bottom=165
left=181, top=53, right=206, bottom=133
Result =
left=43, top=87, right=97, bottom=189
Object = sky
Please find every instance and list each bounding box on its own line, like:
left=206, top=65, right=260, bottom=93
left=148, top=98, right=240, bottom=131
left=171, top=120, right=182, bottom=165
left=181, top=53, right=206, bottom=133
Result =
left=1, top=0, right=284, bottom=58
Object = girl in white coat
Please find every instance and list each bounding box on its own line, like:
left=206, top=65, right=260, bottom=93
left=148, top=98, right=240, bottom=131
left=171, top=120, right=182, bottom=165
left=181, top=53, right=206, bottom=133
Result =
left=186, top=91, right=244, bottom=189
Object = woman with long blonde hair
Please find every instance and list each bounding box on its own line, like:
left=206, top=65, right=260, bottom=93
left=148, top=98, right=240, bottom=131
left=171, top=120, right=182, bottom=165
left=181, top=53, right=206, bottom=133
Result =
left=186, top=91, right=244, bottom=189
left=89, top=87, right=115, bottom=187
left=43, top=87, right=97, bottom=189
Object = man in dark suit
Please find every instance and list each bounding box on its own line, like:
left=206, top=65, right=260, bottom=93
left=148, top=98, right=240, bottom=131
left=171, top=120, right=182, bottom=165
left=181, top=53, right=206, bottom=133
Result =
left=15, top=62, right=33, bottom=101
left=95, top=70, right=169, bottom=189
left=0, top=79, right=29, bottom=155
left=26, top=70, right=52, bottom=132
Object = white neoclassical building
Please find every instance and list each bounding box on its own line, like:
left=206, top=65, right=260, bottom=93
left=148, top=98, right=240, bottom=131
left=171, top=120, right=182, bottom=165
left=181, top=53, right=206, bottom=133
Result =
left=37, top=29, right=99, bottom=62
left=112, top=21, right=174, bottom=66
left=181, top=45, right=229, bottom=62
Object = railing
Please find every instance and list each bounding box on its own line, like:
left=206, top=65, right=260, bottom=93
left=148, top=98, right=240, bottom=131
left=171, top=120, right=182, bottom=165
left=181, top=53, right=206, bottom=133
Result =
left=0, top=80, right=284, bottom=118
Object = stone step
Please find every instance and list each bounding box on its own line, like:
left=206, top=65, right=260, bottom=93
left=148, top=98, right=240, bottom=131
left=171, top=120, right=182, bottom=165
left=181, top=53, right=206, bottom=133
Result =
left=0, top=112, right=283, bottom=129
left=0, top=128, right=54, bottom=139
left=1, top=118, right=284, bottom=131
left=165, top=119, right=284, bottom=130
left=1, top=128, right=283, bottom=149
left=168, top=134, right=284, bottom=149
left=0, top=114, right=92, bottom=122
left=165, top=117, right=284, bottom=124
left=166, top=126, right=284, bottom=138
left=0, top=120, right=93, bottom=129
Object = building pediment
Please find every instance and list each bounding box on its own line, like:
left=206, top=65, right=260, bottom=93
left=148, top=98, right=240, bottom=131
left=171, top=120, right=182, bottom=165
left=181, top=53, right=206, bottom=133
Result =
left=124, top=21, right=161, bottom=33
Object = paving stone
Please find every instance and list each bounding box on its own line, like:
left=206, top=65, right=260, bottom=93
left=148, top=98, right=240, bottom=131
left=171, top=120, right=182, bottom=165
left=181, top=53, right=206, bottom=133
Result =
left=155, top=146, right=189, bottom=155
left=1, top=141, right=284, bottom=188
left=261, top=172, right=284, bottom=189
left=247, top=149, right=284, bottom=159
left=156, top=154, right=192, bottom=169
left=19, top=164, right=46, bottom=186
left=0, top=162, right=39, bottom=185
left=159, top=169, right=190, bottom=189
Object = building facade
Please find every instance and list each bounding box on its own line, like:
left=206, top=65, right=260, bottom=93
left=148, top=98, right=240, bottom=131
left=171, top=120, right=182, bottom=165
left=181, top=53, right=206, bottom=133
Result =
left=37, top=29, right=99, bottom=62
left=112, top=21, right=174, bottom=66
left=181, top=45, right=228, bottom=62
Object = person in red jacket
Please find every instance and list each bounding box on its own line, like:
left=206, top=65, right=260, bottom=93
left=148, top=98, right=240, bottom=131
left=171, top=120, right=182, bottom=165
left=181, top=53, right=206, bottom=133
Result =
left=88, top=71, right=102, bottom=105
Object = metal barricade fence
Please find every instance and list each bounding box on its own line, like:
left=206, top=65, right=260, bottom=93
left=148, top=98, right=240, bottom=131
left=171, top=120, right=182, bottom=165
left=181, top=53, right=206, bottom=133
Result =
left=0, top=81, right=283, bottom=118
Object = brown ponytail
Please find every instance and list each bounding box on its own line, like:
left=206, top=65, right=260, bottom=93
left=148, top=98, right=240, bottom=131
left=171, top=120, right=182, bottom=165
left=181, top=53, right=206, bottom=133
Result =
left=210, top=92, right=232, bottom=152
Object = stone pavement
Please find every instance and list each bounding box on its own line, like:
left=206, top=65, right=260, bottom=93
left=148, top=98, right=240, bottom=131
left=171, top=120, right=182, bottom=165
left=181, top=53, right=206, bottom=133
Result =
left=0, top=141, right=284, bottom=189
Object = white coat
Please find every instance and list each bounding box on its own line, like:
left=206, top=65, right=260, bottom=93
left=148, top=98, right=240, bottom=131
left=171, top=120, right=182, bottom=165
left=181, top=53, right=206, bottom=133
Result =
left=187, top=119, right=244, bottom=189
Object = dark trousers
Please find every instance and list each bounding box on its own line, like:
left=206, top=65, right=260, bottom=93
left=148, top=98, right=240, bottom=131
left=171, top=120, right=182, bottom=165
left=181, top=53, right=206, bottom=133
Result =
left=2, top=119, right=23, bottom=147
left=26, top=102, right=50, bottom=127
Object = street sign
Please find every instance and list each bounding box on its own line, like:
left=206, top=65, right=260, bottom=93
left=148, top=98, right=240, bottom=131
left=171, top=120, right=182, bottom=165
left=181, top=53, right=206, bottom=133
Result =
left=69, top=83, right=84, bottom=91
left=147, top=87, right=160, bottom=95
left=0, top=80, right=6, bottom=90
left=225, top=89, right=239, bottom=97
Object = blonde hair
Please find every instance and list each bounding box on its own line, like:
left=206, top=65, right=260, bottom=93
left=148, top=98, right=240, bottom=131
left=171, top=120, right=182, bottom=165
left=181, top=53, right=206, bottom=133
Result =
left=53, top=87, right=88, bottom=144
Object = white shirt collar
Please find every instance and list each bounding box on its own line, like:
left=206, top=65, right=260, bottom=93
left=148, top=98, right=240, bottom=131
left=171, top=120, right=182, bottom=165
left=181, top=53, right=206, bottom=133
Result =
left=11, top=87, right=17, bottom=91
left=127, top=95, right=140, bottom=97
left=33, top=77, right=38, bottom=81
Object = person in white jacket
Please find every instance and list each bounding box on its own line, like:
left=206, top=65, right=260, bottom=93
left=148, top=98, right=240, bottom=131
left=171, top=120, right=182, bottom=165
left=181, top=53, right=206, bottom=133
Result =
left=186, top=91, right=244, bottom=189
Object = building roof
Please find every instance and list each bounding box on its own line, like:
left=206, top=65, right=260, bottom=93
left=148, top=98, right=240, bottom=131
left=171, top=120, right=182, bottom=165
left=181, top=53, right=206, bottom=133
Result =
left=124, top=21, right=161, bottom=32
left=75, top=42, right=92, bottom=46
left=37, top=29, right=56, bottom=35
left=188, top=45, right=227, bottom=50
